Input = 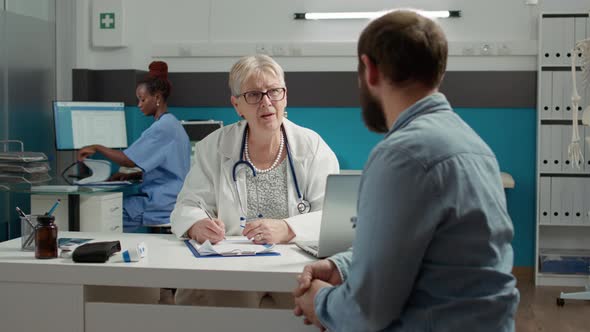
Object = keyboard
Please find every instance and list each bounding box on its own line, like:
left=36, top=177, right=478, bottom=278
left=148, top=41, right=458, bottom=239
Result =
left=295, top=241, right=320, bottom=257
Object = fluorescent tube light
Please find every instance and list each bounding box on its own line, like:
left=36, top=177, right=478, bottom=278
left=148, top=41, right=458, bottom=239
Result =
left=294, top=10, right=461, bottom=20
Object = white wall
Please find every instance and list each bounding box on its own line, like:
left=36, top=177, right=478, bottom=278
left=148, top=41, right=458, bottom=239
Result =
left=57, top=0, right=590, bottom=97
left=6, top=0, right=54, bottom=21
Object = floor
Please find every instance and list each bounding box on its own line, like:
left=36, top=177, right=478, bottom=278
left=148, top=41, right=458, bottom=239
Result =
left=160, top=283, right=590, bottom=331
left=516, top=283, right=590, bottom=332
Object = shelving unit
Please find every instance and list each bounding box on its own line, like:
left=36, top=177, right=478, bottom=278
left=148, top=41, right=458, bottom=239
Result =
left=536, top=13, right=590, bottom=286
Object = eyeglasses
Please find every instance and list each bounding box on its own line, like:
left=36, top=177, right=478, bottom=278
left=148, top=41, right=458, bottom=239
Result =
left=237, top=88, right=286, bottom=105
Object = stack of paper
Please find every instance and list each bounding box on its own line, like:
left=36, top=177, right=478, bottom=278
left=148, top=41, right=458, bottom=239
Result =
left=188, top=239, right=276, bottom=256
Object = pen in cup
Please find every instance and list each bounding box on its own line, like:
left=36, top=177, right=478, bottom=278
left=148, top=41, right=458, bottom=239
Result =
left=16, top=207, right=34, bottom=228
left=46, top=199, right=61, bottom=216
left=16, top=207, right=36, bottom=248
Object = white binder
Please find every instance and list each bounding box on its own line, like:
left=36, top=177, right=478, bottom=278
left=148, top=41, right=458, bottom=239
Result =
left=575, top=17, right=587, bottom=58
left=539, top=124, right=551, bottom=172
left=560, top=178, right=573, bottom=224
left=550, top=177, right=562, bottom=224
left=551, top=70, right=564, bottom=119
left=554, top=71, right=581, bottom=121
left=539, top=176, right=551, bottom=225
left=572, top=178, right=585, bottom=224
left=563, top=18, right=576, bottom=66
left=540, top=71, right=553, bottom=120
left=541, top=17, right=558, bottom=66
left=561, top=125, right=573, bottom=172
left=577, top=125, right=585, bottom=169
left=585, top=178, right=590, bottom=225
left=550, top=125, right=563, bottom=172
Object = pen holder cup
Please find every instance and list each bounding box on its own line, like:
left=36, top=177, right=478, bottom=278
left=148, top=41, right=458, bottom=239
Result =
left=20, top=215, right=39, bottom=251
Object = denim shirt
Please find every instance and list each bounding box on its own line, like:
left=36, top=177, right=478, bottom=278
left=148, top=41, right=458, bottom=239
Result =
left=315, top=93, right=520, bottom=332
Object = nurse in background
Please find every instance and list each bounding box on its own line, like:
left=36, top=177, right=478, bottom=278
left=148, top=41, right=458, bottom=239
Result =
left=77, top=61, right=191, bottom=232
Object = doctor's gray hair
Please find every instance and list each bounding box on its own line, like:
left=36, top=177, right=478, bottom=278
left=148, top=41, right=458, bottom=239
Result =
left=229, top=54, right=285, bottom=96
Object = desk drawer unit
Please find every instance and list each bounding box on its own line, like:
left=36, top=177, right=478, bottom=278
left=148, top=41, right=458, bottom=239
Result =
left=79, top=192, right=123, bottom=233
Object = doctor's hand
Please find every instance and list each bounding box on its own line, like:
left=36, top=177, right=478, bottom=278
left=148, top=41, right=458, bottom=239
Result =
left=77, top=145, right=97, bottom=161
left=293, top=279, right=331, bottom=331
left=188, top=218, right=226, bottom=244
left=293, top=259, right=342, bottom=298
left=242, top=219, right=295, bottom=244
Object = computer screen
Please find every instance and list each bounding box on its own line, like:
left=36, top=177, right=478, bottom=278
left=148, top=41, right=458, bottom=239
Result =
left=181, top=120, right=223, bottom=164
left=53, top=101, right=128, bottom=150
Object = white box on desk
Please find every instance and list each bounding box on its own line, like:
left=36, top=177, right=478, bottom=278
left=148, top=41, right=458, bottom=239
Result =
left=31, top=192, right=123, bottom=233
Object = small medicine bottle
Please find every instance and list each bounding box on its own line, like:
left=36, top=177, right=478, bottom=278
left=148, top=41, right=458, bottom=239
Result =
left=35, top=215, right=58, bottom=259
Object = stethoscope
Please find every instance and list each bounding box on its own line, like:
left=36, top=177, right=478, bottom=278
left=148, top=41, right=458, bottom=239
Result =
left=232, top=125, right=311, bottom=223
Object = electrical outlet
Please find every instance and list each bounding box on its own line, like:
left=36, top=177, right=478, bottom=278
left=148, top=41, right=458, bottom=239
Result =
left=255, top=44, right=270, bottom=55
left=289, top=45, right=303, bottom=56
left=498, top=44, right=511, bottom=56
left=272, top=44, right=288, bottom=57
left=480, top=43, right=494, bottom=56
left=178, top=45, right=191, bottom=57
left=462, top=46, right=475, bottom=56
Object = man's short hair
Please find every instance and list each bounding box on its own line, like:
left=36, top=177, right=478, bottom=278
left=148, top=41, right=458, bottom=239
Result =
left=357, top=10, right=448, bottom=88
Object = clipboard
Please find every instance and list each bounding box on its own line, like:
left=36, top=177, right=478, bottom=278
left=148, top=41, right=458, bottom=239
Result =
left=184, top=240, right=281, bottom=258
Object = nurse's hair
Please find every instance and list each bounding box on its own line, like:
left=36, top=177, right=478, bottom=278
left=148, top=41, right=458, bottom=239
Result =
left=229, top=54, right=285, bottom=96
left=137, top=61, right=172, bottom=101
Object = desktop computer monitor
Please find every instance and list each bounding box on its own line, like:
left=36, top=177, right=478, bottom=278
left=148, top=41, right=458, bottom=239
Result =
left=53, top=101, right=127, bottom=150
left=181, top=120, right=223, bottom=164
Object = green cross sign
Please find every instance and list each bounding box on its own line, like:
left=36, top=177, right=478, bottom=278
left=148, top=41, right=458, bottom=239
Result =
left=100, top=13, right=115, bottom=29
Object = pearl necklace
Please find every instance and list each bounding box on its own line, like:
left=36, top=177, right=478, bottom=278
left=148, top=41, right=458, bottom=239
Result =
left=244, top=130, right=284, bottom=174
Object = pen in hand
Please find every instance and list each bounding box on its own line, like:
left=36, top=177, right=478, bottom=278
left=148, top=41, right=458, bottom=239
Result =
left=201, top=206, right=214, bottom=221
left=199, top=202, right=225, bottom=239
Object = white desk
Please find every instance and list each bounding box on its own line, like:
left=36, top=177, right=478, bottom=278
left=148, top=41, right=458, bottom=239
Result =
left=0, top=232, right=317, bottom=332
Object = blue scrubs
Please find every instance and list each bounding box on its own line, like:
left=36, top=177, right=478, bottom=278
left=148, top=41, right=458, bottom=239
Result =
left=122, top=113, right=190, bottom=232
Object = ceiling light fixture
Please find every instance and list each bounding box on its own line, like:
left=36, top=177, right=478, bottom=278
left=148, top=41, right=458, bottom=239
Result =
left=294, top=10, right=461, bottom=20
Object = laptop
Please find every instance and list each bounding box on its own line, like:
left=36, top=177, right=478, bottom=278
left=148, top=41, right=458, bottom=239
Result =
left=296, top=173, right=361, bottom=258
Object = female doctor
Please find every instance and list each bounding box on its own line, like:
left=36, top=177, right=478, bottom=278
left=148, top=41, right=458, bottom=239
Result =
left=171, top=54, right=339, bottom=246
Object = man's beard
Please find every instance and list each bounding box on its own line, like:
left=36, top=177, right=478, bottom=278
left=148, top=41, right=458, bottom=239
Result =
left=360, top=78, right=389, bottom=133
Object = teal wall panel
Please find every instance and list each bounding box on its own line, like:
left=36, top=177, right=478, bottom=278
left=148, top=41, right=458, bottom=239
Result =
left=125, top=106, right=536, bottom=266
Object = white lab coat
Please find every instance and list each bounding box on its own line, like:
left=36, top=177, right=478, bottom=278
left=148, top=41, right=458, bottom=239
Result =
left=170, top=118, right=339, bottom=241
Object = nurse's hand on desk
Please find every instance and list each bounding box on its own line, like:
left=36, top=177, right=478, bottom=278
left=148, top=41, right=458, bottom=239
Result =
left=242, top=219, right=295, bottom=244
left=187, top=218, right=226, bottom=244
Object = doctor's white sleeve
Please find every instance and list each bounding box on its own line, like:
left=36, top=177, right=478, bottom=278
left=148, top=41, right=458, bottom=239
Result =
left=170, top=140, right=218, bottom=238
left=284, top=136, right=339, bottom=242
